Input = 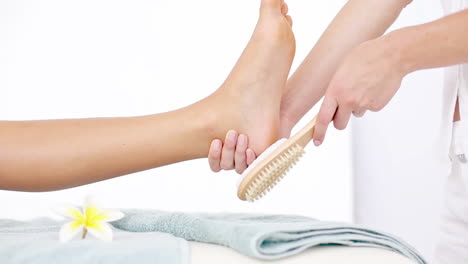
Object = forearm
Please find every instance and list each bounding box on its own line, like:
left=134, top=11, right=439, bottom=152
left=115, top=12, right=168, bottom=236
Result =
left=391, top=9, right=468, bottom=74
left=0, top=105, right=213, bottom=191
left=281, top=0, right=411, bottom=125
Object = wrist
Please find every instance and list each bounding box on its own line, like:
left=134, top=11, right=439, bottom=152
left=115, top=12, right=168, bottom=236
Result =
left=382, top=27, right=418, bottom=76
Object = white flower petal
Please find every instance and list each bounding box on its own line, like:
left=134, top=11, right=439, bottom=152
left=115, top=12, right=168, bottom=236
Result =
left=86, top=222, right=113, bottom=241
left=53, top=205, right=84, bottom=220
left=59, top=221, right=84, bottom=242
left=84, top=195, right=100, bottom=208
left=98, top=209, right=125, bottom=222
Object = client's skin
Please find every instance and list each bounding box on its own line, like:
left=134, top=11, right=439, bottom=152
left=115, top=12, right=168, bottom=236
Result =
left=0, top=0, right=295, bottom=191
left=209, top=0, right=468, bottom=173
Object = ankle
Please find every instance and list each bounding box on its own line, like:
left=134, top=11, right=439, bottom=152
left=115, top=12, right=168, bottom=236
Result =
left=279, top=98, right=302, bottom=134
left=193, top=96, right=229, bottom=141
left=279, top=113, right=295, bottom=138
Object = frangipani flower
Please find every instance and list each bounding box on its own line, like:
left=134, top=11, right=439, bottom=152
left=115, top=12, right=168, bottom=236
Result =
left=55, top=196, right=124, bottom=242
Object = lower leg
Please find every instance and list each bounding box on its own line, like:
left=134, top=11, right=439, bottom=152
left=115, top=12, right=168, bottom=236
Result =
left=0, top=102, right=220, bottom=191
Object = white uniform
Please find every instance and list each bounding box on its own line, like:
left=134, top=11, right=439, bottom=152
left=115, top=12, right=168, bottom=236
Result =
left=435, top=1, right=468, bottom=263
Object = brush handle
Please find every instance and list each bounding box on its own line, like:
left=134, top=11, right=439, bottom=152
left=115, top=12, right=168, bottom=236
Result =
left=289, top=115, right=318, bottom=148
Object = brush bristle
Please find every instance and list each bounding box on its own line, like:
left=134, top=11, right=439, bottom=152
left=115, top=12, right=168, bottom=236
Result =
left=245, top=144, right=304, bottom=202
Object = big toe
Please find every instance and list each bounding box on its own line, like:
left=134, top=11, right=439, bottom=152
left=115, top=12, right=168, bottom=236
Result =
left=281, top=2, right=288, bottom=15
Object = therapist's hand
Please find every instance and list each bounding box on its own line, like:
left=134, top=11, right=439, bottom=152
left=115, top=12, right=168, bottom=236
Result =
left=313, top=36, right=408, bottom=146
left=208, top=132, right=257, bottom=174
left=208, top=118, right=294, bottom=174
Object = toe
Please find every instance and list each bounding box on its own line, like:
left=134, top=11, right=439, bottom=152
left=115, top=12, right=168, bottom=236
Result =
left=281, top=2, right=288, bottom=15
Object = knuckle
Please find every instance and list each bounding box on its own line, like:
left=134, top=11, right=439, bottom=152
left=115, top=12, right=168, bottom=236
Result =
left=374, top=104, right=385, bottom=112
left=317, top=114, right=330, bottom=126
left=330, top=80, right=345, bottom=92
left=363, top=105, right=373, bottom=111
left=356, top=102, right=366, bottom=111
left=343, top=97, right=356, bottom=107
left=362, top=99, right=384, bottom=112
left=235, top=153, right=245, bottom=163
left=224, top=143, right=235, bottom=151
left=353, top=110, right=365, bottom=117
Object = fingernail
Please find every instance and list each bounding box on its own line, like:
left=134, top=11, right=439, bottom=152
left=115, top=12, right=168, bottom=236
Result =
left=227, top=130, right=237, bottom=142
left=212, top=140, right=221, bottom=152
left=314, top=140, right=322, bottom=146
left=238, top=134, right=246, bottom=147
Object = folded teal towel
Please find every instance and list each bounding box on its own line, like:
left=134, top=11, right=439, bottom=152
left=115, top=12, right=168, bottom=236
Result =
left=0, top=218, right=189, bottom=264
left=113, top=210, right=426, bottom=263
left=0, top=210, right=427, bottom=264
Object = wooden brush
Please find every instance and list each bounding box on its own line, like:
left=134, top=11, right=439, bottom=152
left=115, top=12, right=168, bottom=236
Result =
left=237, top=115, right=318, bottom=202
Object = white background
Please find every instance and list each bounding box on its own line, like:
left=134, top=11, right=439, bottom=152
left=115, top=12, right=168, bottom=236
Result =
left=0, top=0, right=445, bottom=261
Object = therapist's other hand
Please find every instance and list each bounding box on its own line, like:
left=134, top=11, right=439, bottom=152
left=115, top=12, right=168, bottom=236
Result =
left=207, top=119, right=295, bottom=174
left=313, top=36, right=407, bottom=146
left=208, top=131, right=257, bottom=174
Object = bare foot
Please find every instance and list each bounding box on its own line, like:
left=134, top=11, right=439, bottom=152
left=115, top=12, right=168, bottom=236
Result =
left=202, top=0, right=295, bottom=157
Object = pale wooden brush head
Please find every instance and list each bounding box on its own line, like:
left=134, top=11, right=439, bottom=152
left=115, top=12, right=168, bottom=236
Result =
left=237, top=116, right=318, bottom=202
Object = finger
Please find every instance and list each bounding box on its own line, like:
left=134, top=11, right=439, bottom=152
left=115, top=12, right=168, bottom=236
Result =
left=352, top=109, right=367, bottom=118
left=234, top=134, right=249, bottom=174
left=208, top=139, right=222, bottom=172
left=220, top=130, right=238, bottom=170
left=246, top=149, right=257, bottom=166
left=313, top=96, right=338, bottom=146
left=333, top=105, right=352, bottom=130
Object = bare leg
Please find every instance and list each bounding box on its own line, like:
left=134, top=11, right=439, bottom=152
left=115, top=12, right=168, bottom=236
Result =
left=0, top=107, right=217, bottom=191
left=0, top=0, right=295, bottom=191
